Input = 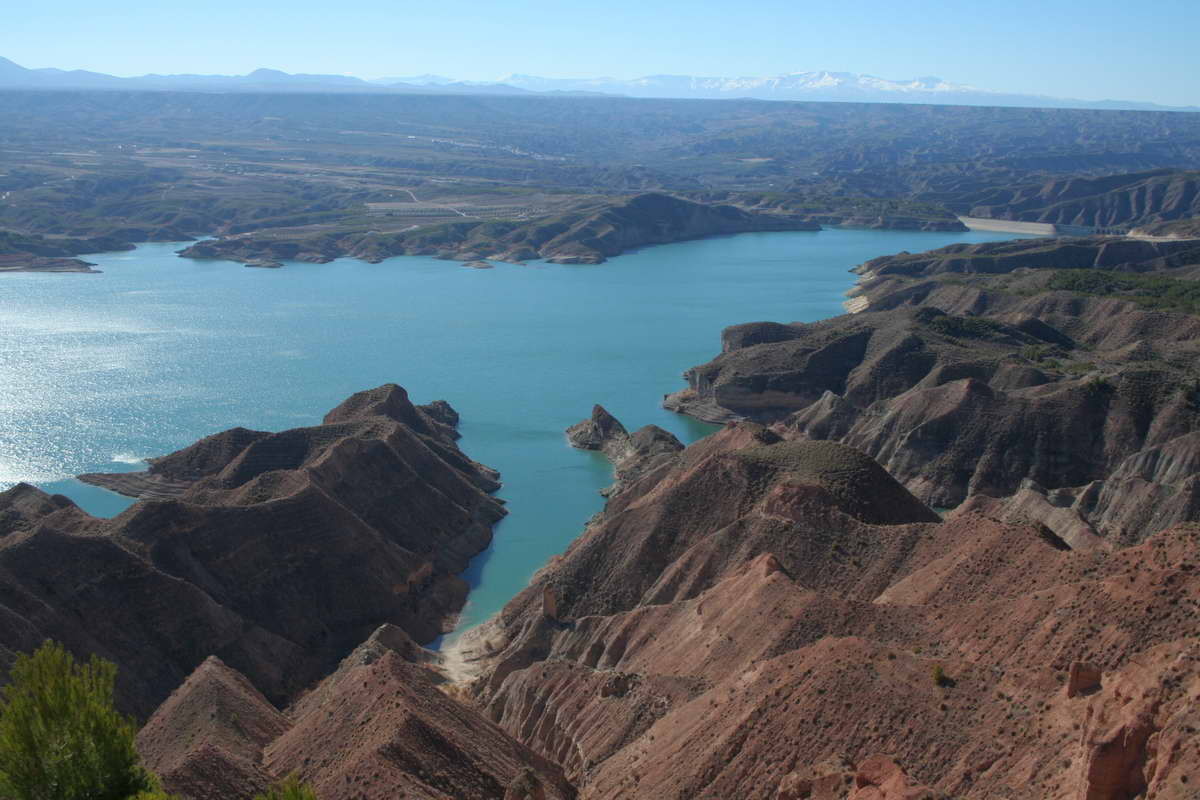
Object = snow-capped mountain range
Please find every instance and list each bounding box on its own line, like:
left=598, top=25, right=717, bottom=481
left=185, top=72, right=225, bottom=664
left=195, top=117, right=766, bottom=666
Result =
left=493, top=71, right=983, bottom=99
left=0, top=56, right=1192, bottom=111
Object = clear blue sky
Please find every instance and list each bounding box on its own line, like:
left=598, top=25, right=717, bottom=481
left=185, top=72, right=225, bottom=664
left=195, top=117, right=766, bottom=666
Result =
left=5, top=0, right=1197, bottom=106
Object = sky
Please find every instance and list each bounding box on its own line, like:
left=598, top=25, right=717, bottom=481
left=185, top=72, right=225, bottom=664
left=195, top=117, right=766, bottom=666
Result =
left=4, top=0, right=1198, bottom=106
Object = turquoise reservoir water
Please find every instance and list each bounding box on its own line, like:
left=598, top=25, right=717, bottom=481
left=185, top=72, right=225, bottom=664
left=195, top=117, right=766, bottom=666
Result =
left=0, top=229, right=1018, bottom=632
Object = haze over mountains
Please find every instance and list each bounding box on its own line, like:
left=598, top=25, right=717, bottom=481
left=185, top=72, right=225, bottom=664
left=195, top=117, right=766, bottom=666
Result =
left=1, top=55, right=1193, bottom=111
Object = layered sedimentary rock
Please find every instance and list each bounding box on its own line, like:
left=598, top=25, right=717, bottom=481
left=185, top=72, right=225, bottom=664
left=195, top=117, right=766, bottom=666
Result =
left=0, top=384, right=504, bottom=716
left=665, top=237, right=1200, bottom=542
left=453, top=410, right=1200, bottom=799
left=141, top=625, right=576, bottom=800
left=177, top=193, right=821, bottom=266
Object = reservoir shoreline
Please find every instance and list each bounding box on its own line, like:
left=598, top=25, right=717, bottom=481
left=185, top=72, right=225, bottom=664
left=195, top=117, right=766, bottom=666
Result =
left=1, top=227, right=1026, bottom=634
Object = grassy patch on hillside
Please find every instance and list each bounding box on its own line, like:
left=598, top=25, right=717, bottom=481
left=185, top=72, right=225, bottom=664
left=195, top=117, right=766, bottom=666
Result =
left=915, top=308, right=1007, bottom=340
left=1048, top=269, right=1200, bottom=315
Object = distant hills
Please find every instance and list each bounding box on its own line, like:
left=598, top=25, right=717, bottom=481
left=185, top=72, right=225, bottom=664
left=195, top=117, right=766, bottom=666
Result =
left=0, top=57, right=578, bottom=97
left=0, top=56, right=1194, bottom=111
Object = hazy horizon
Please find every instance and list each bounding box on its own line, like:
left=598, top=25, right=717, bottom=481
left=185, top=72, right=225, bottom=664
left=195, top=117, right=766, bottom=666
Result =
left=6, top=0, right=1198, bottom=107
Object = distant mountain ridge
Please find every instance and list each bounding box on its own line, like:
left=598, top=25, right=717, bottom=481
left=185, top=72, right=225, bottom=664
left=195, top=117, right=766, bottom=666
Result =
left=0, top=56, right=543, bottom=96
left=492, top=70, right=1197, bottom=110
left=0, top=56, right=1194, bottom=111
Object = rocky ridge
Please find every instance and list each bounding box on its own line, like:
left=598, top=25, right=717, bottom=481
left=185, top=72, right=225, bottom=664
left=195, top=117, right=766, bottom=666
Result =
left=564, top=405, right=684, bottom=496
left=665, top=235, right=1200, bottom=544
left=0, top=384, right=504, bottom=716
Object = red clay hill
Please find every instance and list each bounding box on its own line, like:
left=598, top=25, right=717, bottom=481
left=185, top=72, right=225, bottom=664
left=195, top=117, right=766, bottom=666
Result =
left=447, top=407, right=1200, bottom=800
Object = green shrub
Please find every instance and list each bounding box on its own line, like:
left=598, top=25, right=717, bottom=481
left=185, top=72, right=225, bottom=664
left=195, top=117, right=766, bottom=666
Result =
left=932, top=664, right=954, bottom=688
left=254, top=774, right=320, bottom=800
left=0, top=641, right=161, bottom=800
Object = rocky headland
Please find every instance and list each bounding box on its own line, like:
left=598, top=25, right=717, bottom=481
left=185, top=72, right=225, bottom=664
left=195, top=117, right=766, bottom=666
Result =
left=176, top=193, right=821, bottom=267
left=450, top=409, right=1200, bottom=799
left=564, top=405, right=684, bottom=496
left=0, top=384, right=505, bottom=717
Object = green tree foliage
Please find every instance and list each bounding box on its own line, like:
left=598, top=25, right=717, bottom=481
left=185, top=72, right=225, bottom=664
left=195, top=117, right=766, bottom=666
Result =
left=0, top=641, right=161, bottom=800
left=254, top=775, right=320, bottom=800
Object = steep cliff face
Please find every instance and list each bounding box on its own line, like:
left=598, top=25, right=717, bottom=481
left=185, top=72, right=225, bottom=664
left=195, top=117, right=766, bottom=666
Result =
left=140, top=625, right=576, bottom=800
left=0, top=385, right=504, bottom=716
left=176, top=193, right=821, bottom=266
left=456, top=410, right=1200, bottom=799
left=968, top=169, right=1200, bottom=229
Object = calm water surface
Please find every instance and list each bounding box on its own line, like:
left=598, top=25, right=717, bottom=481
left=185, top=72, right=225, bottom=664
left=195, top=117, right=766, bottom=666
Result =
left=0, top=229, right=1017, bottom=632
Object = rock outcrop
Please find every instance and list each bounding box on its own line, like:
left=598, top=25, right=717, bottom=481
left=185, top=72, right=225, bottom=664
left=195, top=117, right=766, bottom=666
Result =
left=775, top=754, right=942, bottom=800
left=0, top=385, right=504, bottom=716
left=565, top=405, right=683, bottom=495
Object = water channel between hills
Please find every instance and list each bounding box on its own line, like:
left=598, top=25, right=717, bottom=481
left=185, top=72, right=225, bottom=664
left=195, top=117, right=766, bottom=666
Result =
left=0, top=228, right=1021, bottom=636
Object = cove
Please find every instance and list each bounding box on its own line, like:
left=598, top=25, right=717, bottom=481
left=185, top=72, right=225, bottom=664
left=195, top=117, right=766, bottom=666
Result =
left=0, top=228, right=1021, bottom=634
